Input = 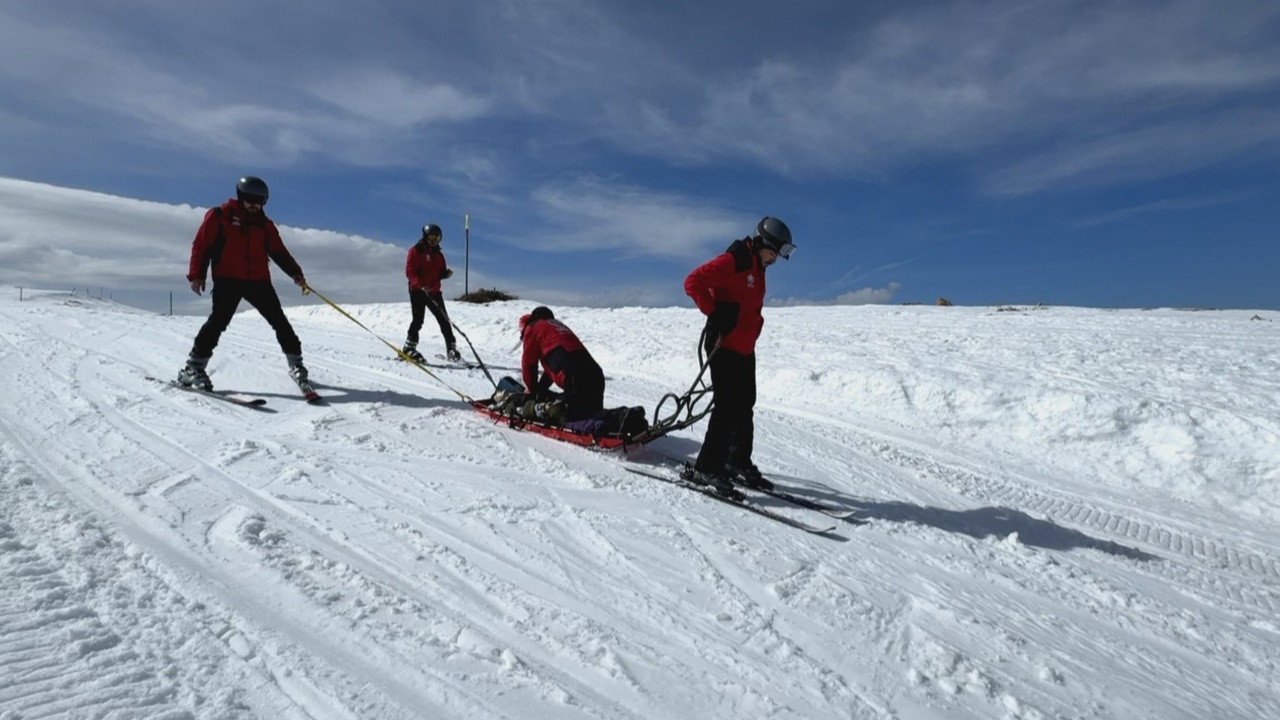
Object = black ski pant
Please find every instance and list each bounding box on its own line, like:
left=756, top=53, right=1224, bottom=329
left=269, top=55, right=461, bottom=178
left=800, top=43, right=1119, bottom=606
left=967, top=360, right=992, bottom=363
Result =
left=532, top=349, right=606, bottom=421
left=695, top=348, right=756, bottom=473
left=190, top=279, right=301, bottom=359
left=559, top=351, right=606, bottom=422
left=407, top=289, right=455, bottom=348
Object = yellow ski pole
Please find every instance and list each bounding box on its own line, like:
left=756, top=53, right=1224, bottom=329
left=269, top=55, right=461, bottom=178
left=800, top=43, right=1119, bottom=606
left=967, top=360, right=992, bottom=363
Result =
left=300, top=283, right=475, bottom=402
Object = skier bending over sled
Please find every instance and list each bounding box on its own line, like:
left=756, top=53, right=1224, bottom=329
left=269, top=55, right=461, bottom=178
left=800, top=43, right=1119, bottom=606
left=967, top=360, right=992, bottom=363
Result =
left=682, top=216, right=796, bottom=494
left=402, top=223, right=461, bottom=363
left=177, top=175, right=310, bottom=392
left=516, top=306, right=605, bottom=424
left=487, top=306, right=647, bottom=442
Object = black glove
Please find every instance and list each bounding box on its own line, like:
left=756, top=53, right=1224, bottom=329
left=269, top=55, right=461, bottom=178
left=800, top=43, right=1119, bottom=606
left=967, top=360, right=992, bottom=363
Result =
left=533, top=375, right=556, bottom=399
left=442, top=268, right=454, bottom=279
left=707, top=304, right=738, bottom=337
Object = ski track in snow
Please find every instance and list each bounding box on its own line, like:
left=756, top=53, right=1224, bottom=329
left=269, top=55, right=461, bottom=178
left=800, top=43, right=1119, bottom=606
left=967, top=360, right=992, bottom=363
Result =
left=1, top=292, right=1278, bottom=720
left=769, top=406, right=1280, bottom=615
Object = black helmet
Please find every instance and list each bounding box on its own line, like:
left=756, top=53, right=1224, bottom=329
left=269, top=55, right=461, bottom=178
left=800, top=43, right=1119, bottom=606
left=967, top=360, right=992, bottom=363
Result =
left=519, top=306, right=555, bottom=339
left=754, top=216, right=794, bottom=259
left=236, top=176, right=269, bottom=203
left=422, top=223, right=443, bottom=240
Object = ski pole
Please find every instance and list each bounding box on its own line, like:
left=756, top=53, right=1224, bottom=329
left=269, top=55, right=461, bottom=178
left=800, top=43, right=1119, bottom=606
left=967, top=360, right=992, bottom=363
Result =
left=300, top=283, right=475, bottom=402
left=423, top=293, right=497, bottom=389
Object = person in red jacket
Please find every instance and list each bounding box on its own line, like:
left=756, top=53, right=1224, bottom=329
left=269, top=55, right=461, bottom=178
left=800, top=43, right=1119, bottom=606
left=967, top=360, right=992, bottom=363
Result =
left=402, top=223, right=460, bottom=363
left=519, top=306, right=605, bottom=423
left=682, top=216, right=795, bottom=494
left=177, top=176, right=309, bottom=392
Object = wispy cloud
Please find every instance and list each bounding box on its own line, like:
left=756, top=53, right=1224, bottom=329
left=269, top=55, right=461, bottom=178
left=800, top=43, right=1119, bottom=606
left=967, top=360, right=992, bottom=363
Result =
left=3, top=0, right=1277, bottom=192
left=526, top=176, right=747, bottom=259
left=984, top=110, right=1280, bottom=196
left=1075, top=191, right=1256, bottom=228
left=833, top=258, right=924, bottom=294
left=306, top=72, right=492, bottom=127
left=774, top=282, right=902, bottom=307
left=603, top=0, right=1280, bottom=188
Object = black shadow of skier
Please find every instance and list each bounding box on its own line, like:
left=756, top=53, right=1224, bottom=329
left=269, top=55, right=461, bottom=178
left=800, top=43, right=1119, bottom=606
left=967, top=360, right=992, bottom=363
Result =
left=250, top=383, right=462, bottom=409
left=774, top=478, right=1157, bottom=560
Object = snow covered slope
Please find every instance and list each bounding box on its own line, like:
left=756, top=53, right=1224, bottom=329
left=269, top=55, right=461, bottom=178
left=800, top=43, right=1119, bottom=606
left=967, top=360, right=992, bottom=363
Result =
left=1, top=288, right=1277, bottom=719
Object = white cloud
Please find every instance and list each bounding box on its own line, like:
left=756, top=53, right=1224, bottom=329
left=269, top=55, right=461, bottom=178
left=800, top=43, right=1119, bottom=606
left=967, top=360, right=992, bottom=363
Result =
left=0, top=177, right=826, bottom=312
left=1075, top=191, right=1255, bottom=228
left=527, top=176, right=747, bottom=259
left=985, top=110, right=1280, bottom=196
left=600, top=0, right=1280, bottom=188
left=306, top=72, right=492, bottom=127
left=774, top=282, right=901, bottom=307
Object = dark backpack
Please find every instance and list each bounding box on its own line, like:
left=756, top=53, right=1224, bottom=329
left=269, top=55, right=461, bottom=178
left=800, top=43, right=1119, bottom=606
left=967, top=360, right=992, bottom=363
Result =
left=597, top=405, right=648, bottom=439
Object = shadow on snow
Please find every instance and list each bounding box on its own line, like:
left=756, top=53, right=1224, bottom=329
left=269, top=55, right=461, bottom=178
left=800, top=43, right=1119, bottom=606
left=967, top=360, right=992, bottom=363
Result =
left=780, top=478, right=1159, bottom=560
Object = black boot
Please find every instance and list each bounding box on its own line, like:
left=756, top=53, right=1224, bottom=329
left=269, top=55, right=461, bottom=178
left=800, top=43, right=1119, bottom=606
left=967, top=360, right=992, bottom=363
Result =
left=727, top=461, right=773, bottom=491
left=402, top=340, right=425, bottom=363
left=286, top=354, right=311, bottom=388
left=679, top=463, right=741, bottom=499
left=177, top=355, right=212, bottom=391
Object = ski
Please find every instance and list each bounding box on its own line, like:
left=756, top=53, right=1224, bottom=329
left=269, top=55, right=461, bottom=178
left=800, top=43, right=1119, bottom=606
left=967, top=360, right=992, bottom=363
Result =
left=645, top=454, right=862, bottom=519
left=393, top=352, right=473, bottom=370
left=624, top=466, right=840, bottom=535
left=750, top=486, right=862, bottom=519
left=149, top=377, right=269, bottom=409
left=435, top=353, right=476, bottom=369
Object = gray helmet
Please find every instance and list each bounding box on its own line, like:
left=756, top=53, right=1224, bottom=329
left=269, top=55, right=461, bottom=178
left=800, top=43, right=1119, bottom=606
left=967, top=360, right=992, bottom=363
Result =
left=753, top=216, right=794, bottom=259
left=236, top=176, right=269, bottom=203
left=422, top=223, right=443, bottom=240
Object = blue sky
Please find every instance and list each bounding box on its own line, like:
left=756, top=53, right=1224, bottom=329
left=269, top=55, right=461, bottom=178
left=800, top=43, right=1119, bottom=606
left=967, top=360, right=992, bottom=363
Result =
left=2, top=0, right=1278, bottom=310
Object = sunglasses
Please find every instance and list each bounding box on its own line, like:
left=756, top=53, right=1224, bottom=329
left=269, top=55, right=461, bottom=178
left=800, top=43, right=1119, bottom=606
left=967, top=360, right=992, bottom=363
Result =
left=774, top=242, right=796, bottom=260
left=241, top=195, right=266, bottom=207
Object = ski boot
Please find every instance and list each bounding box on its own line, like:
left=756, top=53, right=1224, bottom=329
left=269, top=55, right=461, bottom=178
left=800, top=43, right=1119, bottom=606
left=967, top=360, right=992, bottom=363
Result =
left=177, top=356, right=213, bottom=391
left=286, top=354, right=320, bottom=402
left=402, top=341, right=425, bottom=364
left=446, top=343, right=463, bottom=363
left=727, top=461, right=774, bottom=491
left=679, top=463, right=741, bottom=499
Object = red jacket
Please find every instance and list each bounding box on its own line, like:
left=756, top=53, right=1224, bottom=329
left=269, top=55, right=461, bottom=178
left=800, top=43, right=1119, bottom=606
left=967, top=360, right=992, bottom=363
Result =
left=521, top=318, right=590, bottom=392
left=406, top=241, right=448, bottom=292
left=684, top=238, right=767, bottom=354
left=187, top=200, right=301, bottom=283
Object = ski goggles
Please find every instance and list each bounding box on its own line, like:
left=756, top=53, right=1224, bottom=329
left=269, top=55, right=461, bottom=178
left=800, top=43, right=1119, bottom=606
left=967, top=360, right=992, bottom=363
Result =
left=762, top=239, right=793, bottom=258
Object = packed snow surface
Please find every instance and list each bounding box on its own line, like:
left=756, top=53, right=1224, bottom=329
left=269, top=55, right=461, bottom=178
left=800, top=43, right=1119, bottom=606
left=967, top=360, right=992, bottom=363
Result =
left=1, top=288, right=1277, bottom=719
